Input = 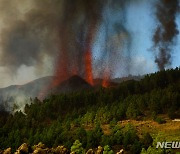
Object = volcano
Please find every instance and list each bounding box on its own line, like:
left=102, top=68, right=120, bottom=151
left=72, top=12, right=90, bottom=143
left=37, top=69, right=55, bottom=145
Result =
left=0, top=74, right=140, bottom=111
left=51, top=75, right=92, bottom=94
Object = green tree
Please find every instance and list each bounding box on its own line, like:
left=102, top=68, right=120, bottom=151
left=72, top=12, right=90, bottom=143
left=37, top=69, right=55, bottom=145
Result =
left=141, top=133, right=172, bottom=154
left=71, top=140, right=85, bottom=154
left=75, top=127, right=87, bottom=147
left=93, top=123, right=103, bottom=146
left=130, top=140, right=142, bottom=154
left=86, top=131, right=96, bottom=149
left=109, top=118, right=117, bottom=128
left=123, top=125, right=139, bottom=150
left=126, top=102, right=141, bottom=119
left=142, top=133, right=153, bottom=149
left=103, top=145, right=114, bottom=154
left=101, top=135, right=111, bottom=146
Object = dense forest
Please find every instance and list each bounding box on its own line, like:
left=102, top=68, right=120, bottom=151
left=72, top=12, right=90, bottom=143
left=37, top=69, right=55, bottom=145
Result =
left=0, top=68, right=180, bottom=153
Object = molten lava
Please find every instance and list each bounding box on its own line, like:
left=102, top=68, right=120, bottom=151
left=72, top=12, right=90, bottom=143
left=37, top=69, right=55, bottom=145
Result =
left=85, top=49, right=94, bottom=85
left=102, top=68, right=110, bottom=88
left=84, top=24, right=96, bottom=85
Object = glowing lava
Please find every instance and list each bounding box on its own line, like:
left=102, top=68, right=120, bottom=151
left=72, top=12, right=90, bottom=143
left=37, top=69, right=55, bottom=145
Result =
left=102, top=68, right=110, bottom=88
left=85, top=49, right=94, bottom=85
left=84, top=24, right=96, bottom=85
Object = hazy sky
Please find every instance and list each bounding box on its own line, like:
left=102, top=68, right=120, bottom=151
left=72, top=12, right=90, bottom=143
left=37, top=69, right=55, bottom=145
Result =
left=0, top=0, right=179, bottom=88
left=93, top=0, right=180, bottom=77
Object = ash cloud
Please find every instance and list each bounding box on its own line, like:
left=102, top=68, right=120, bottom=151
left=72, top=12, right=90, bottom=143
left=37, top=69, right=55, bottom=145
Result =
left=0, top=0, right=105, bottom=83
left=0, top=0, right=136, bottom=80
left=0, top=0, right=62, bottom=74
left=53, top=0, right=104, bottom=85
left=152, top=0, right=180, bottom=70
left=0, top=0, right=172, bottom=88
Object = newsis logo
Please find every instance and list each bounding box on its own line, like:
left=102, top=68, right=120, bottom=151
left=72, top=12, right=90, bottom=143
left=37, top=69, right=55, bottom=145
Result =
left=156, top=141, right=180, bottom=149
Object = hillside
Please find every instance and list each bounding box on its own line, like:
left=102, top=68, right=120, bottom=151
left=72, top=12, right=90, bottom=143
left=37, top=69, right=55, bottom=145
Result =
left=0, top=75, right=133, bottom=110
left=0, top=76, right=53, bottom=109
left=0, top=75, right=92, bottom=110
left=52, top=75, right=92, bottom=94
left=0, top=68, right=179, bottom=153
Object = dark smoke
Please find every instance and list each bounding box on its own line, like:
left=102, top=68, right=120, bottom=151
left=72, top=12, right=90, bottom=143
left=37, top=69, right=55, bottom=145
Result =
left=153, top=0, right=180, bottom=70
left=53, top=0, right=104, bottom=85
left=0, top=0, right=138, bottom=86
left=0, top=0, right=104, bottom=81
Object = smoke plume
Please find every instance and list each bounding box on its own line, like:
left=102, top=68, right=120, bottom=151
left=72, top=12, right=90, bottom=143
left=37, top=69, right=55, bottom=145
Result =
left=52, top=0, right=104, bottom=86
left=0, top=0, right=62, bottom=74
left=153, top=0, right=180, bottom=70
left=0, top=0, right=149, bottom=90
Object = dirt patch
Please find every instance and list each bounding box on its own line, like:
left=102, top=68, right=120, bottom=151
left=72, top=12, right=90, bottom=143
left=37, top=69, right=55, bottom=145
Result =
left=116, top=119, right=180, bottom=140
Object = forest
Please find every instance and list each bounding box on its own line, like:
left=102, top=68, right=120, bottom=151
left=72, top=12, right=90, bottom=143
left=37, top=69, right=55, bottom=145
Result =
left=0, top=67, right=180, bottom=153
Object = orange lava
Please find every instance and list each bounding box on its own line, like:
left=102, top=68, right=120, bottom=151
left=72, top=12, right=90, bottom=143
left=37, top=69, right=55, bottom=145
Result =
left=102, top=79, right=110, bottom=88
left=84, top=23, right=96, bottom=85
left=85, top=49, right=94, bottom=85
left=102, top=68, right=110, bottom=88
left=38, top=23, right=98, bottom=99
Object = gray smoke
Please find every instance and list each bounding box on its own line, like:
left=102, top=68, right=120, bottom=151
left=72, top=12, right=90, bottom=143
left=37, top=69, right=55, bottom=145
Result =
left=0, top=0, right=160, bottom=85
left=0, top=0, right=62, bottom=74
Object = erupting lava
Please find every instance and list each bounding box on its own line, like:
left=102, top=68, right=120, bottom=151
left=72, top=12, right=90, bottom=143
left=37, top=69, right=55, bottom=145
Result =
left=102, top=78, right=110, bottom=88
left=102, top=68, right=110, bottom=88
left=85, top=49, right=94, bottom=85
left=84, top=24, right=96, bottom=86
left=38, top=1, right=116, bottom=99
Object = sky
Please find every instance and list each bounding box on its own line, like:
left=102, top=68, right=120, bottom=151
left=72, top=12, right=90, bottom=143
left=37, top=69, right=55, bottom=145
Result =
left=93, top=0, right=180, bottom=77
left=0, top=0, right=179, bottom=88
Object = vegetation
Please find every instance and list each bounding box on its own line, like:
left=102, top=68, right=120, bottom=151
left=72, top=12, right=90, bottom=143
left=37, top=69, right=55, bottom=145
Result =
left=71, top=140, right=85, bottom=154
left=0, top=68, right=179, bottom=153
left=103, top=145, right=114, bottom=154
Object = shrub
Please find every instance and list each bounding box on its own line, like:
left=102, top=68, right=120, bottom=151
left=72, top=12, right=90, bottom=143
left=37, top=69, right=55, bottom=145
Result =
left=101, top=135, right=111, bottom=146
left=71, top=140, right=85, bottom=154
left=103, top=145, right=114, bottom=154
left=130, top=140, right=142, bottom=154
left=142, top=133, right=153, bottom=149
left=168, top=108, right=176, bottom=119
left=155, top=117, right=166, bottom=124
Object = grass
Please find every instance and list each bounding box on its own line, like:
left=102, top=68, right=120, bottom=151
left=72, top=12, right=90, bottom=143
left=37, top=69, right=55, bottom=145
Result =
left=99, top=115, right=180, bottom=141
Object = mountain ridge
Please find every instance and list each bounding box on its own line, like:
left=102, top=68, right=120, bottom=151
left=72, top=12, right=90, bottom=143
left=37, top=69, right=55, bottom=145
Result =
left=0, top=75, right=142, bottom=110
